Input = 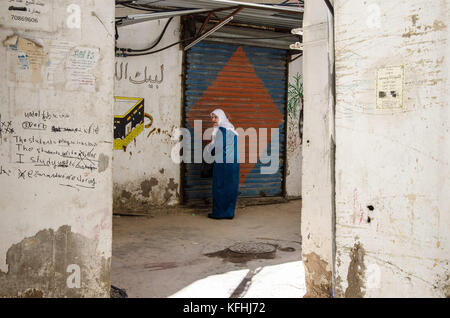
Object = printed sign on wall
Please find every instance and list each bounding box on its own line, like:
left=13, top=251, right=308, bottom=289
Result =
left=376, top=65, right=404, bottom=109
left=65, top=47, right=99, bottom=92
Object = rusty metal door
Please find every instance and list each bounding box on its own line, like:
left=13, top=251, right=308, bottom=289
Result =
left=183, top=42, right=287, bottom=202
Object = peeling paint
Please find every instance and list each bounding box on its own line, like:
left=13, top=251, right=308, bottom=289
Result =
left=302, top=252, right=332, bottom=298
left=141, top=178, right=158, bottom=198
left=163, top=177, right=179, bottom=202
left=402, top=19, right=447, bottom=38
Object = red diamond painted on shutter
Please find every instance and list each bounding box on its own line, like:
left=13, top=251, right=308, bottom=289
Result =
left=186, top=46, right=284, bottom=186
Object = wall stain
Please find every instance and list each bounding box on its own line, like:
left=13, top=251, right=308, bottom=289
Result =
left=411, top=14, right=419, bottom=27
left=403, top=19, right=447, bottom=38
left=19, top=288, right=44, bottom=298
left=98, top=153, right=109, bottom=173
left=121, top=190, right=132, bottom=199
left=302, top=252, right=332, bottom=298
left=141, top=178, right=158, bottom=198
left=163, top=178, right=179, bottom=202
left=114, top=177, right=180, bottom=212
left=0, top=225, right=110, bottom=297
left=344, top=242, right=366, bottom=298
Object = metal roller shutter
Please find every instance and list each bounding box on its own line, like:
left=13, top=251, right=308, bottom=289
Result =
left=183, top=41, right=287, bottom=202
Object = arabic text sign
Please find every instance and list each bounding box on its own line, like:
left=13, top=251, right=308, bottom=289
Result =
left=1, top=0, right=53, bottom=32
left=115, top=61, right=164, bottom=88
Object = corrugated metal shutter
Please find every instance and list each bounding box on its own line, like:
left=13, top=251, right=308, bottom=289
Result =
left=183, top=42, right=286, bottom=202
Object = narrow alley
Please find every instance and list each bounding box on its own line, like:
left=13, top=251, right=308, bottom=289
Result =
left=111, top=200, right=304, bottom=298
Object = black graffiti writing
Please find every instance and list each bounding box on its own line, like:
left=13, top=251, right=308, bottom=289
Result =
left=0, top=166, right=12, bottom=177
left=22, top=121, right=47, bottom=131
left=11, top=167, right=97, bottom=189
left=24, top=110, right=71, bottom=121
left=0, top=115, right=15, bottom=137
left=16, top=143, right=34, bottom=152
left=51, top=124, right=99, bottom=135
left=17, top=168, right=29, bottom=179
left=115, top=62, right=164, bottom=88
left=11, top=14, right=38, bottom=23
left=16, top=153, right=24, bottom=163
left=30, top=152, right=97, bottom=171
left=13, top=135, right=98, bottom=148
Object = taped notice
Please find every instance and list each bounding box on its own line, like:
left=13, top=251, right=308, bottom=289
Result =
left=5, top=35, right=45, bottom=87
left=65, top=47, right=99, bottom=92
left=0, top=0, right=54, bottom=32
left=46, top=40, right=76, bottom=89
left=376, top=65, right=404, bottom=109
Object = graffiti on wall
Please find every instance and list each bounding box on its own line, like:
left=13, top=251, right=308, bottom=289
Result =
left=287, top=73, right=303, bottom=151
left=0, top=110, right=100, bottom=190
left=115, top=62, right=164, bottom=89
left=114, top=96, right=154, bottom=151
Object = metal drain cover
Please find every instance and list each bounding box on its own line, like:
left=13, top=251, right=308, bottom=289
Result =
left=229, top=242, right=276, bottom=254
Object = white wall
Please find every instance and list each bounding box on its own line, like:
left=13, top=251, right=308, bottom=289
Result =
left=286, top=55, right=303, bottom=197
left=113, top=17, right=183, bottom=211
left=0, top=0, right=114, bottom=297
left=300, top=0, right=335, bottom=297
left=334, top=0, right=450, bottom=297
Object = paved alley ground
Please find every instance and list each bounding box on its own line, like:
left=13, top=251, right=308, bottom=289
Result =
left=111, top=199, right=305, bottom=298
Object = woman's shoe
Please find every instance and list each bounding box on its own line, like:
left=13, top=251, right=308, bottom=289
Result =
left=208, top=213, right=233, bottom=220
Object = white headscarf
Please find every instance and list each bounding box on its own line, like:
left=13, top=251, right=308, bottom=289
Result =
left=211, top=109, right=238, bottom=136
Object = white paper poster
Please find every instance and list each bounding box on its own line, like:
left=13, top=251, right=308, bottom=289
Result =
left=65, top=47, right=99, bottom=92
left=376, top=65, right=404, bottom=109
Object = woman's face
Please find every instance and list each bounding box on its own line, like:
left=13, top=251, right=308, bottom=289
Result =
left=211, top=113, right=219, bottom=126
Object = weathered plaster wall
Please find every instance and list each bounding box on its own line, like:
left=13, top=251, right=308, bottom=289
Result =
left=113, top=17, right=183, bottom=211
left=0, top=0, right=114, bottom=297
left=301, top=0, right=335, bottom=297
left=286, top=55, right=303, bottom=198
left=334, top=0, right=449, bottom=297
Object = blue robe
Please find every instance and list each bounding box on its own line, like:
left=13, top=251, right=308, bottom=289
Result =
left=211, top=127, right=240, bottom=219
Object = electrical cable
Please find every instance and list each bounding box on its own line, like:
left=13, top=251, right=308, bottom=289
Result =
left=118, top=37, right=194, bottom=57
left=259, top=0, right=304, bottom=7
left=116, top=0, right=163, bottom=5
left=126, top=17, right=173, bottom=52
left=117, top=32, right=298, bottom=57
left=119, top=3, right=157, bottom=12
left=115, top=2, right=301, bottom=58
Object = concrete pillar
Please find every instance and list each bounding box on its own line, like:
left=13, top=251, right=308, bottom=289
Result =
left=301, top=0, right=335, bottom=297
left=0, top=0, right=115, bottom=297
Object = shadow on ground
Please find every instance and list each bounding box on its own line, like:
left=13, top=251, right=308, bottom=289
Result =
left=111, top=199, right=304, bottom=298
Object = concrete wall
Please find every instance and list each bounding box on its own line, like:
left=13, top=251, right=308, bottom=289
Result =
left=334, top=0, right=449, bottom=297
left=286, top=55, right=303, bottom=197
left=0, top=0, right=115, bottom=297
left=113, top=17, right=183, bottom=211
left=300, top=0, right=335, bottom=297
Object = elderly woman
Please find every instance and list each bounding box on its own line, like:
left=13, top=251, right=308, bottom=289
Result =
left=206, top=109, right=240, bottom=220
